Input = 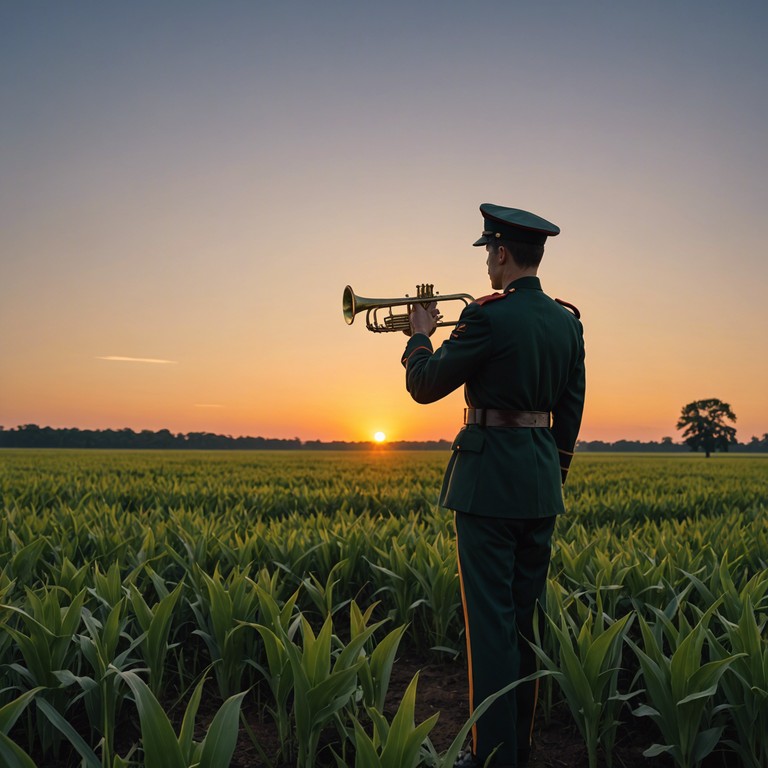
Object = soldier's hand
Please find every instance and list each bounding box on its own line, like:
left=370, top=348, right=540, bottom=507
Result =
left=409, top=302, right=440, bottom=337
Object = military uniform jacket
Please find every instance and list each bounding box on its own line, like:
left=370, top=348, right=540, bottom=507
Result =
left=401, top=276, right=586, bottom=518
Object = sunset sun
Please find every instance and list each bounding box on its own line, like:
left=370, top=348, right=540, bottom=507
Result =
left=373, top=431, right=386, bottom=443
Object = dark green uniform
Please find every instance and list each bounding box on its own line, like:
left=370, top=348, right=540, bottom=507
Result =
left=401, top=275, right=585, bottom=766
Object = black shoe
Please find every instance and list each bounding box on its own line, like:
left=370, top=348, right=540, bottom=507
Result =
left=453, top=751, right=516, bottom=768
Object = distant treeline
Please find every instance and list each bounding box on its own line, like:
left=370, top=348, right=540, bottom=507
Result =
left=1, top=424, right=767, bottom=452
left=0, top=425, right=450, bottom=451
left=576, top=435, right=768, bottom=453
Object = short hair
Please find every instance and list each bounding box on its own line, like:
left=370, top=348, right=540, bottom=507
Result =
left=489, top=239, right=545, bottom=269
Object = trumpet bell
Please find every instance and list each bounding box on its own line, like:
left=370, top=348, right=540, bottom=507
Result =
left=342, top=285, right=357, bottom=325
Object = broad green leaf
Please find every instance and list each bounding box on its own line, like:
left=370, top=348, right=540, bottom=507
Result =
left=633, top=704, right=660, bottom=717
left=582, top=613, right=632, bottom=684
left=117, top=670, right=186, bottom=768
left=0, top=732, right=37, bottom=768
left=692, top=726, right=725, bottom=764
left=643, top=742, right=674, bottom=757
left=682, top=656, right=746, bottom=704
left=367, top=624, right=407, bottom=710
left=380, top=674, right=439, bottom=768
left=352, top=718, right=383, bottom=768
left=35, top=698, right=101, bottom=768
left=179, top=674, right=207, bottom=759
left=198, top=691, right=247, bottom=768
left=0, top=688, right=42, bottom=735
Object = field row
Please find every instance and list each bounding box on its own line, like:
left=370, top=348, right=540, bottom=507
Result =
left=0, top=450, right=766, bottom=767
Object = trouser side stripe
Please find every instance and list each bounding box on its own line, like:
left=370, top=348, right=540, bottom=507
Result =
left=454, top=512, right=477, bottom=754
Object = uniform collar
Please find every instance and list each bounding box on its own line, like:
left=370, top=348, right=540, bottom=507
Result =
left=504, top=275, right=542, bottom=293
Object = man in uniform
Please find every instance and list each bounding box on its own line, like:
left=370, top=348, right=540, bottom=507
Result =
left=401, top=203, right=586, bottom=768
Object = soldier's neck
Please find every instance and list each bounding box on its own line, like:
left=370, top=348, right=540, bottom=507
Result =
left=500, top=264, right=538, bottom=288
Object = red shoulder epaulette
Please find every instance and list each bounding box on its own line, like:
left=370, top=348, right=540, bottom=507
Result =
left=555, top=298, right=581, bottom=319
left=474, top=292, right=510, bottom=306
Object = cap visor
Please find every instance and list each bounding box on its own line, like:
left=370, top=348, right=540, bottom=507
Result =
left=472, top=235, right=489, bottom=246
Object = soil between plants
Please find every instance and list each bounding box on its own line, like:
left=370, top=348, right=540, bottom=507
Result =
left=22, top=652, right=730, bottom=767
left=226, top=651, right=730, bottom=768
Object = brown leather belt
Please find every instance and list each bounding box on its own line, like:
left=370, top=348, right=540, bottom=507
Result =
left=464, top=408, right=551, bottom=428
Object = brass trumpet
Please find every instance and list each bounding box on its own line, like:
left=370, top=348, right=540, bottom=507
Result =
left=342, top=284, right=475, bottom=333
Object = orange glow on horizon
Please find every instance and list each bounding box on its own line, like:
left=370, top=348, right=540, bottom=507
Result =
left=3, top=356, right=766, bottom=445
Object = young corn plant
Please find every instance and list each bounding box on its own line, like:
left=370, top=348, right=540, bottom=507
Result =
left=249, top=564, right=295, bottom=607
left=116, top=669, right=246, bottom=768
left=167, top=517, right=219, bottom=575
left=289, top=614, right=373, bottom=768
left=339, top=672, right=439, bottom=768
left=623, top=551, right=681, bottom=616
left=349, top=601, right=407, bottom=713
left=189, top=564, right=260, bottom=697
left=245, top=583, right=302, bottom=761
left=1, top=586, right=86, bottom=758
left=4, top=531, right=49, bottom=589
left=556, top=538, right=598, bottom=593
left=58, top=598, right=143, bottom=767
left=709, top=597, right=768, bottom=768
left=367, top=541, right=424, bottom=630
left=1, top=587, right=86, bottom=689
left=256, top=612, right=378, bottom=768
left=0, top=688, right=42, bottom=768
left=47, top=557, right=90, bottom=600
left=34, top=695, right=108, bottom=768
left=88, top=561, right=129, bottom=611
left=129, top=579, right=184, bottom=697
left=0, top=575, right=15, bottom=674
left=300, top=559, right=352, bottom=620
left=266, top=527, right=326, bottom=579
left=534, top=579, right=570, bottom=723
left=531, top=589, right=635, bottom=768
left=681, top=550, right=768, bottom=624
left=628, top=602, right=745, bottom=768
left=404, top=535, right=460, bottom=654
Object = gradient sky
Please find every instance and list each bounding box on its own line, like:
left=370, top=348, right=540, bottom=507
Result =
left=2, top=2, right=767, bottom=443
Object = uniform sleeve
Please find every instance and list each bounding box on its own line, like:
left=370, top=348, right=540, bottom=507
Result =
left=551, top=325, right=586, bottom=485
left=400, top=302, right=493, bottom=404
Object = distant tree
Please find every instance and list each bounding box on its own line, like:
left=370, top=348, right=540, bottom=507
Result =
left=676, top=398, right=737, bottom=458
left=745, top=434, right=768, bottom=452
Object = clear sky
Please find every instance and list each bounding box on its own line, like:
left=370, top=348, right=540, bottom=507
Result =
left=2, top=2, right=767, bottom=443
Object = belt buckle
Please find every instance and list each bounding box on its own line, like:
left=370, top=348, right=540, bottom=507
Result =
left=464, top=408, right=486, bottom=426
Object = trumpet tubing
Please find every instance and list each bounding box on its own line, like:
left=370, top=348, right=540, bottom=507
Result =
left=342, top=284, right=474, bottom=333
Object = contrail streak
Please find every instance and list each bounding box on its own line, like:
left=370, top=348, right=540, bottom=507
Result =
left=97, top=356, right=177, bottom=364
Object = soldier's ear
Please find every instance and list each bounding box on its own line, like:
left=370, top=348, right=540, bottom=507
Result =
left=496, top=245, right=509, bottom=263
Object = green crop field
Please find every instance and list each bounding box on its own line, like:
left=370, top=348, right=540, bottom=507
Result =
left=0, top=450, right=766, bottom=767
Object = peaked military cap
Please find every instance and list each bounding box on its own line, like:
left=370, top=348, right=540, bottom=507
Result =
left=472, top=203, right=560, bottom=247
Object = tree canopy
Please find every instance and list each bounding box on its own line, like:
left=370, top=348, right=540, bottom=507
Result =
left=676, top=398, right=737, bottom=457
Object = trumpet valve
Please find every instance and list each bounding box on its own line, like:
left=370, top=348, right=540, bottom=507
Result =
left=416, top=283, right=435, bottom=300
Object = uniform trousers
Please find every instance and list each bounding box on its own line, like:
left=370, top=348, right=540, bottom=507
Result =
left=454, top=512, right=556, bottom=766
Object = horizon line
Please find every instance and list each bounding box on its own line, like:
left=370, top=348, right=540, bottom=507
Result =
left=1, top=423, right=766, bottom=447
